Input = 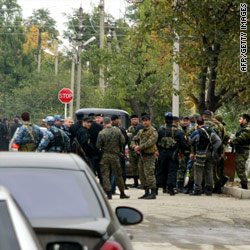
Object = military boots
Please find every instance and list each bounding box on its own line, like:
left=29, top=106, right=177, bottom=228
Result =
left=120, top=191, right=130, bottom=199
left=138, top=188, right=149, bottom=199
left=144, top=188, right=157, bottom=199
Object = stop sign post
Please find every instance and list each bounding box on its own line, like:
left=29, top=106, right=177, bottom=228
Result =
left=58, top=88, right=73, bottom=118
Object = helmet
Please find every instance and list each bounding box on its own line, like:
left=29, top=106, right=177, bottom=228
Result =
left=45, top=116, right=55, bottom=125
left=164, top=112, right=173, bottom=118
left=164, top=112, right=173, bottom=121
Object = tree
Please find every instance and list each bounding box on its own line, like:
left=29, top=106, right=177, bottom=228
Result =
left=144, top=0, right=250, bottom=114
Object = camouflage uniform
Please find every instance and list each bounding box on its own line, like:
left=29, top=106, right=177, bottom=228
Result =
left=231, top=123, right=250, bottom=186
left=96, top=126, right=125, bottom=192
left=13, top=123, right=44, bottom=151
left=36, top=125, right=70, bottom=152
left=127, top=125, right=139, bottom=176
left=131, top=126, right=158, bottom=189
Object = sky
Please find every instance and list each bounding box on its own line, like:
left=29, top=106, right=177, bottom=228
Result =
left=17, top=0, right=129, bottom=41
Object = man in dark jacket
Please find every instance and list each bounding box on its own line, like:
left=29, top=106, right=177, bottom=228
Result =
left=88, top=113, right=103, bottom=185
left=157, top=112, right=186, bottom=196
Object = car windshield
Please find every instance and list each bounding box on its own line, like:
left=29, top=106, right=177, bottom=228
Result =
left=0, top=168, right=103, bottom=219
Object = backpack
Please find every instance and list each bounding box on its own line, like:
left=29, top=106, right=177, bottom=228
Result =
left=158, top=126, right=178, bottom=149
left=19, top=124, right=37, bottom=152
left=195, top=127, right=212, bottom=167
left=48, top=128, right=65, bottom=150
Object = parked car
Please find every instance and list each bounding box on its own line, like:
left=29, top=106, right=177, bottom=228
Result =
left=76, top=108, right=130, bottom=129
left=9, top=127, right=47, bottom=152
left=0, top=185, right=42, bottom=250
left=0, top=152, right=143, bottom=250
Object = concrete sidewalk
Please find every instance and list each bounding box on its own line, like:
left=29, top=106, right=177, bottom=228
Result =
left=222, top=179, right=250, bottom=199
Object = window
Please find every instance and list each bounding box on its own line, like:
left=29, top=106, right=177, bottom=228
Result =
left=0, top=169, right=103, bottom=219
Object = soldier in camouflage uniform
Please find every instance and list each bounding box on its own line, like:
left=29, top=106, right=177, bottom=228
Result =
left=177, top=116, right=191, bottom=192
left=36, top=116, right=71, bottom=153
left=131, top=114, right=158, bottom=199
left=127, top=114, right=140, bottom=187
left=229, top=114, right=250, bottom=189
left=96, top=117, right=129, bottom=200
left=13, top=112, right=43, bottom=151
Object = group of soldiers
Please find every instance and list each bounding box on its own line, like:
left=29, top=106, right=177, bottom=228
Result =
left=9, top=110, right=250, bottom=200
left=127, top=111, right=250, bottom=199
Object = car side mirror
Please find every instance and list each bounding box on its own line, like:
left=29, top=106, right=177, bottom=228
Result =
left=115, top=206, right=143, bottom=225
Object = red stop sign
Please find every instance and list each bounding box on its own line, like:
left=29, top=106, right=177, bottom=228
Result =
left=58, top=88, right=73, bottom=104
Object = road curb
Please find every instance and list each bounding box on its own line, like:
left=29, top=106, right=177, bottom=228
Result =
left=222, top=186, right=250, bottom=199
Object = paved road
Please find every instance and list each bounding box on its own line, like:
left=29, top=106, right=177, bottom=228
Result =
left=110, top=183, right=250, bottom=250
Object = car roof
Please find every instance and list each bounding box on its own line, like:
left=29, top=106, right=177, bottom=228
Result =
left=0, top=152, right=87, bottom=171
left=76, top=108, right=129, bottom=116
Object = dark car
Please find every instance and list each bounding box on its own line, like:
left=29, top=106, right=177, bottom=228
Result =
left=0, top=186, right=42, bottom=250
left=0, top=152, right=142, bottom=250
left=76, top=108, right=130, bottom=129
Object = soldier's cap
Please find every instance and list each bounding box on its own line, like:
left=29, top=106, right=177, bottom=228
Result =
left=111, top=114, right=120, bottom=121
left=130, top=114, right=139, bottom=119
left=96, top=113, right=104, bottom=117
left=45, top=116, right=55, bottom=125
left=76, top=111, right=84, bottom=120
left=88, top=113, right=96, bottom=117
left=141, top=114, right=150, bottom=120
left=203, top=110, right=212, bottom=116
left=181, top=115, right=190, bottom=120
left=215, top=115, right=226, bottom=125
left=83, top=117, right=92, bottom=122
left=192, top=113, right=201, bottom=119
left=54, top=115, right=64, bottom=122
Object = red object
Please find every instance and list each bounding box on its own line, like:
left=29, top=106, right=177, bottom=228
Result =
left=224, top=152, right=236, bottom=182
left=58, top=88, right=73, bottom=104
left=99, top=240, right=124, bottom=250
left=12, top=143, right=19, bottom=149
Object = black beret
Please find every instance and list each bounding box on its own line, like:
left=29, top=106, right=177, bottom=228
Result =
left=130, top=114, right=138, bottom=119
left=96, top=113, right=104, bottom=117
left=88, top=113, right=96, bottom=117
left=111, top=114, right=120, bottom=121
left=83, top=117, right=91, bottom=122
left=76, top=111, right=84, bottom=120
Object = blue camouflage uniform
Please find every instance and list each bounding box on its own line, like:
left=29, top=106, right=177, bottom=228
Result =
left=36, top=125, right=71, bottom=152
left=13, top=123, right=44, bottom=151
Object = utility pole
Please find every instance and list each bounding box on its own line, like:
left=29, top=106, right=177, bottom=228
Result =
left=99, top=0, right=105, bottom=94
left=172, top=0, right=179, bottom=117
left=69, top=40, right=76, bottom=118
left=55, top=38, right=58, bottom=76
left=76, top=7, right=84, bottom=111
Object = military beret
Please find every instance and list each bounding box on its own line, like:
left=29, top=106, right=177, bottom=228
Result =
left=76, top=111, right=84, bottom=120
left=111, top=114, right=120, bottom=121
left=88, top=113, right=96, bottom=117
left=130, top=114, right=139, bottom=119
left=83, top=117, right=92, bottom=122
left=96, top=113, right=104, bottom=117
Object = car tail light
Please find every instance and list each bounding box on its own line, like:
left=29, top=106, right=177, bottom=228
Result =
left=99, top=240, right=124, bottom=250
left=12, top=143, right=19, bottom=149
